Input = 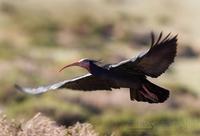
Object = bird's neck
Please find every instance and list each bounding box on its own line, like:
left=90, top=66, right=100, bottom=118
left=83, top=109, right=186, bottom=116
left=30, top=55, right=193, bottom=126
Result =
left=89, top=63, right=107, bottom=76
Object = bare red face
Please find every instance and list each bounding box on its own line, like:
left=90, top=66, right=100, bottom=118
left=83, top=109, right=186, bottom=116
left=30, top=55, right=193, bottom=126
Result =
left=59, top=59, right=90, bottom=72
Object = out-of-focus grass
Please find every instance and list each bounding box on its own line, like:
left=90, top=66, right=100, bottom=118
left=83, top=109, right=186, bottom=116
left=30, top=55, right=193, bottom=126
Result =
left=2, top=111, right=200, bottom=136
left=0, top=113, right=98, bottom=136
left=90, top=110, right=137, bottom=136
left=0, top=42, right=19, bottom=60
left=90, top=110, right=200, bottom=136
left=5, top=93, right=91, bottom=125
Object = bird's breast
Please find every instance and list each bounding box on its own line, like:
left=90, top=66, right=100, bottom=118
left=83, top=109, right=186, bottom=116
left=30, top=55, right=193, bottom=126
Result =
left=96, top=71, right=143, bottom=89
left=89, top=64, right=143, bottom=88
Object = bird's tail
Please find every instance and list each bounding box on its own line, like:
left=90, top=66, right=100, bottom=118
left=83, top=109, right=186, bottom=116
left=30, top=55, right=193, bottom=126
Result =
left=130, top=79, right=169, bottom=103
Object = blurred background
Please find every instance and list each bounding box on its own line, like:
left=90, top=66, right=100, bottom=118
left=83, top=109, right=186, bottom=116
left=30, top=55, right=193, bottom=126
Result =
left=0, top=0, right=200, bottom=135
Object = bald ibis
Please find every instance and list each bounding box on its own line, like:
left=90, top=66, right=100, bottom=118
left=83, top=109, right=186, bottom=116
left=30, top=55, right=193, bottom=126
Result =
left=15, top=32, right=178, bottom=103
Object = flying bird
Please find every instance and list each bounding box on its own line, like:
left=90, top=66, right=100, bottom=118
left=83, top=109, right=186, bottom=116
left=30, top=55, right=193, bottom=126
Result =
left=15, top=32, right=177, bottom=103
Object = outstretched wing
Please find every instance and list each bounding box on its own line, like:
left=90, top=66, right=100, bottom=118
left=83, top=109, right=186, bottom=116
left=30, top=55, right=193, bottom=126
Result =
left=109, top=32, right=178, bottom=77
left=15, top=74, right=120, bottom=94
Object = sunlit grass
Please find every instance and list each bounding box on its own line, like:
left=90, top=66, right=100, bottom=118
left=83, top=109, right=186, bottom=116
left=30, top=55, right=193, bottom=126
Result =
left=0, top=113, right=98, bottom=136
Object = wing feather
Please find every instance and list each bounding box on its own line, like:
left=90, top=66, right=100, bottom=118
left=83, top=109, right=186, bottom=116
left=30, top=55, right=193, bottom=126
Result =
left=15, top=74, right=119, bottom=94
left=109, top=32, right=178, bottom=77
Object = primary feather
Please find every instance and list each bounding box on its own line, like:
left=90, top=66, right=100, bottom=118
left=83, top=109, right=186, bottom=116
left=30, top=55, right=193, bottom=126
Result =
left=15, top=74, right=119, bottom=94
left=109, top=32, right=177, bottom=77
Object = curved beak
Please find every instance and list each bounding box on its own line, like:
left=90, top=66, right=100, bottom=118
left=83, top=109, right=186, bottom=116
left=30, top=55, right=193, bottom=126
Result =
left=59, top=62, right=80, bottom=72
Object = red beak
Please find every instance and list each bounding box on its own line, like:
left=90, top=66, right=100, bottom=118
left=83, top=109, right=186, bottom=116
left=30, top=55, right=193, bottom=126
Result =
left=59, top=62, right=80, bottom=72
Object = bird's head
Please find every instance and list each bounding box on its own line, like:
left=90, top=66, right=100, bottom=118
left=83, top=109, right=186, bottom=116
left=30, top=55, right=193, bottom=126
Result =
left=59, top=58, right=100, bottom=72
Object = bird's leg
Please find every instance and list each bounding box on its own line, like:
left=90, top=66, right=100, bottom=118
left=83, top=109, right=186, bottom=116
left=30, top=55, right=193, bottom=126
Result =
left=142, top=85, right=158, bottom=101
left=139, top=91, right=156, bottom=102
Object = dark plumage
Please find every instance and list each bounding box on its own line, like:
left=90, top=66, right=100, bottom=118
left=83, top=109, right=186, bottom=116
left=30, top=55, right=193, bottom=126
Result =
left=15, top=32, right=178, bottom=103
